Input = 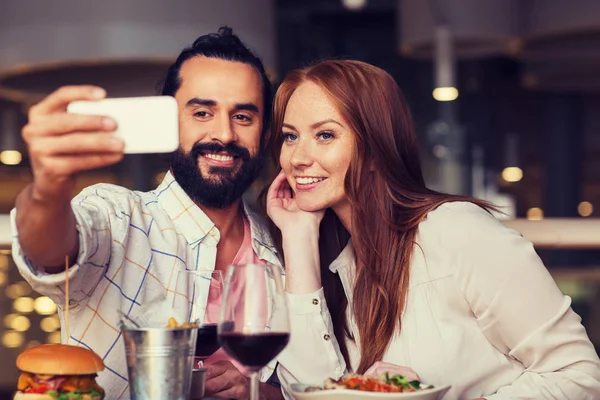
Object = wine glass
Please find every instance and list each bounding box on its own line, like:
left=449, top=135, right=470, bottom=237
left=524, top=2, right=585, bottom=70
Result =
left=218, top=263, right=290, bottom=400
left=172, top=269, right=224, bottom=368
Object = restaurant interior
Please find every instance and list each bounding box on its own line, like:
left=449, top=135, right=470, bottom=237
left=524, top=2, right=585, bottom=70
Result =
left=1, top=0, right=600, bottom=396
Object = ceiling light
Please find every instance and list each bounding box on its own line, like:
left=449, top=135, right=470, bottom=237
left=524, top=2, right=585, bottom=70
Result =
left=501, top=167, right=523, bottom=183
left=0, top=150, right=22, bottom=165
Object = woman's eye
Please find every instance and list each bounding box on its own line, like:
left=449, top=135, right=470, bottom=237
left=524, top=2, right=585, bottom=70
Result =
left=317, top=131, right=335, bottom=140
left=281, top=132, right=298, bottom=142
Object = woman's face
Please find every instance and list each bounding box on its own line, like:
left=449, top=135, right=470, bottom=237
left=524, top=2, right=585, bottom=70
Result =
left=279, top=81, right=354, bottom=213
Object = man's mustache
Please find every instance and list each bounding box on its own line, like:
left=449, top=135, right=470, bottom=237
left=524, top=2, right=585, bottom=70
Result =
left=190, top=142, right=251, bottom=161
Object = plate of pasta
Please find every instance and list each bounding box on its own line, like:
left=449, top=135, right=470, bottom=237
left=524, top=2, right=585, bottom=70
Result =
left=290, top=373, right=451, bottom=400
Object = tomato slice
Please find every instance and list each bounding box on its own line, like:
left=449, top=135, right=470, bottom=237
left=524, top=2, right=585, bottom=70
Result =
left=25, top=385, right=50, bottom=394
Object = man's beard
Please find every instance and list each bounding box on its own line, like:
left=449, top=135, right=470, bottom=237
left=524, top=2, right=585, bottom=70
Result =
left=170, top=141, right=265, bottom=209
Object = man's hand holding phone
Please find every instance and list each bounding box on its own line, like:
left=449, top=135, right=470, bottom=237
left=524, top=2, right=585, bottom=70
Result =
left=23, top=85, right=180, bottom=202
left=23, top=85, right=124, bottom=202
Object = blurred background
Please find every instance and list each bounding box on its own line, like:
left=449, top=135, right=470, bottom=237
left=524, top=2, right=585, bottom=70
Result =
left=1, top=0, right=600, bottom=395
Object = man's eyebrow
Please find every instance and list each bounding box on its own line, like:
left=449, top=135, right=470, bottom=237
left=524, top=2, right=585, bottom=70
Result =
left=234, top=103, right=260, bottom=113
left=185, top=99, right=259, bottom=114
left=185, top=98, right=217, bottom=108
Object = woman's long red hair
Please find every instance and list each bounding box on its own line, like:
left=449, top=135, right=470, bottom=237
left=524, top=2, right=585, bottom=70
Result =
left=269, top=60, right=493, bottom=373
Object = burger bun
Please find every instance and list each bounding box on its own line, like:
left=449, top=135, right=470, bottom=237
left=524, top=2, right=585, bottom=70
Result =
left=14, top=393, right=103, bottom=400
left=16, top=344, right=104, bottom=375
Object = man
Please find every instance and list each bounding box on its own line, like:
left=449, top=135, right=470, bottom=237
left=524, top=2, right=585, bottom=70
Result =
left=11, top=27, right=283, bottom=399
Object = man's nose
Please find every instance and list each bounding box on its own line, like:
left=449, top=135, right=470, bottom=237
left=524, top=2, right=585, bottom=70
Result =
left=209, top=114, right=237, bottom=144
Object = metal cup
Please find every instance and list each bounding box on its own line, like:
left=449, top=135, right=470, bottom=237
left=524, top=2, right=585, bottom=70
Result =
left=190, top=368, right=207, bottom=399
left=122, top=327, right=198, bottom=400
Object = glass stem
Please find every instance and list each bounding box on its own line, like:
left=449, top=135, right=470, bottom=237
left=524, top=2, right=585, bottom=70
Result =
left=250, top=371, right=260, bottom=400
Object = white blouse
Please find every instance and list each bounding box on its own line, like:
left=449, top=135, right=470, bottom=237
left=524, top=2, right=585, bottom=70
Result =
left=276, top=202, right=600, bottom=399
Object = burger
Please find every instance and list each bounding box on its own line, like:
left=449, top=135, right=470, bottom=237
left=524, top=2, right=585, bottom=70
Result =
left=15, top=344, right=105, bottom=400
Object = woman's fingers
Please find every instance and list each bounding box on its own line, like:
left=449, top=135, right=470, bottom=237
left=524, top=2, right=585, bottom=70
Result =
left=365, top=361, right=420, bottom=381
left=282, top=176, right=293, bottom=199
left=267, top=170, right=288, bottom=201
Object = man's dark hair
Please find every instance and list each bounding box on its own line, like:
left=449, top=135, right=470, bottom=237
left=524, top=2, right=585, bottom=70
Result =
left=161, top=26, right=272, bottom=137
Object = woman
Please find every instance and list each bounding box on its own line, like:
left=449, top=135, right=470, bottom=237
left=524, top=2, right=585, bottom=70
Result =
left=266, top=59, right=600, bottom=399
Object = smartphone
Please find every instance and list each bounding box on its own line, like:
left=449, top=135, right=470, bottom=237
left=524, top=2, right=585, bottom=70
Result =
left=67, top=96, right=179, bottom=154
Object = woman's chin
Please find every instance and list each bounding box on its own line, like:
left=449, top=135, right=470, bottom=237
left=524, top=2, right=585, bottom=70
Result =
left=296, top=199, right=328, bottom=213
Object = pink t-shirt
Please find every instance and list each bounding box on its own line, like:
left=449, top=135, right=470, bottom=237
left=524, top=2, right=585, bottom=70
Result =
left=203, top=217, right=262, bottom=375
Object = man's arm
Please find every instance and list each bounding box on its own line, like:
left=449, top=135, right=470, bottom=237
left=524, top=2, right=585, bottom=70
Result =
left=15, top=184, right=79, bottom=272
left=204, top=361, right=284, bottom=399
left=15, top=85, right=122, bottom=271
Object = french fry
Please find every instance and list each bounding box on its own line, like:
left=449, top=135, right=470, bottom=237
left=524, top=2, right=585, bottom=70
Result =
left=166, top=317, right=198, bottom=329
left=166, top=317, right=179, bottom=328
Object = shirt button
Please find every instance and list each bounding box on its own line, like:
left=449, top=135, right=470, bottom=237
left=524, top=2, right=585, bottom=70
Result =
left=323, top=334, right=330, bottom=341
left=312, top=299, right=319, bottom=305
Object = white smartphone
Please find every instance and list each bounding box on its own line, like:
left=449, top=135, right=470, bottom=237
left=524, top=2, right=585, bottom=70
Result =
left=67, top=96, right=179, bottom=154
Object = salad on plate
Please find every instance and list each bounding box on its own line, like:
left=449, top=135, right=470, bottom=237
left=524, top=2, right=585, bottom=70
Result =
left=305, top=373, right=435, bottom=393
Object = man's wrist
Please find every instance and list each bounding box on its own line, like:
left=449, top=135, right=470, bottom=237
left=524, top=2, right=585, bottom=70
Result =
left=29, top=182, right=73, bottom=207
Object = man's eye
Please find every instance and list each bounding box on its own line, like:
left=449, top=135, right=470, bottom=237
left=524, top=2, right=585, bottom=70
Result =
left=194, top=111, right=209, bottom=118
left=233, top=114, right=252, bottom=122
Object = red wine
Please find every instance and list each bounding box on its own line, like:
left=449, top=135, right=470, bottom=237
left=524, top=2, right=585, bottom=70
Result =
left=219, top=332, right=290, bottom=369
left=195, top=324, right=221, bottom=359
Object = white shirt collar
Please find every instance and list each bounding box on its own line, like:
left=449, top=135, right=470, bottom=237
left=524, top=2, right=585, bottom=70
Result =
left=329, top=239, right=355, bottom=273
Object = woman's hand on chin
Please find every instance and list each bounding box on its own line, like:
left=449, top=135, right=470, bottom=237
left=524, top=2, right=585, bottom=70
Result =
left=268, top=170, right=323, bottom=293
left=267, top=170, right=324, bottom=235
